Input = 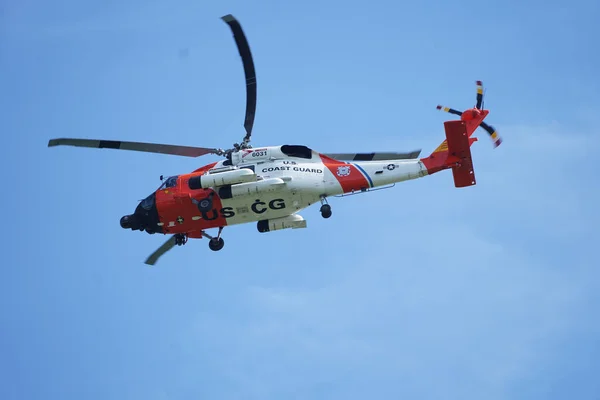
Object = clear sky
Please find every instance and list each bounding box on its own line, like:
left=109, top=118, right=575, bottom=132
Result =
left=1, top=0, right=599, bottom=399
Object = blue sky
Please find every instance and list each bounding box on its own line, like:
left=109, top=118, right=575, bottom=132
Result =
left=1, top=0, right=599, bottom=398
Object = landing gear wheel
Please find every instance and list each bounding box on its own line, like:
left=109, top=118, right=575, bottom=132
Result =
left=320, top=204, right=332, bottom=219
left=319, top=195, right=332, bottom=219
left=208, top=237, right=225, bottom=251
left=175, top=233, right=187, bottom=246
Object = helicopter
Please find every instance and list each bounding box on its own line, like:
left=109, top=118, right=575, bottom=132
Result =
left=47, top=14, right=502, bottom=265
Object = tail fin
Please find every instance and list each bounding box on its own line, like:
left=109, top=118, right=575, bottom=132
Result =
left=444, top=121, right=477, bottom=187
left=420, top=120, right=478, bottom=188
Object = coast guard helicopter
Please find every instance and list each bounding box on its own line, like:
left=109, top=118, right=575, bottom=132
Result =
left=48, top=14, right=502, bottom=265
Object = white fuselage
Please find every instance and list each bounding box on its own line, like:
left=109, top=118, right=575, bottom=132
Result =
left=204, top=146, right=429, bottom=227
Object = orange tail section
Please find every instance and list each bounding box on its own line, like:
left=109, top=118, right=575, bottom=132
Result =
left=420, top=120, right=479, bottom=188
left=422, top=82, right=501, bottom=187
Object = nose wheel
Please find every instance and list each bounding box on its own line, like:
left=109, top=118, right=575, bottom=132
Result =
left=320, top=196, right=332, bottom=219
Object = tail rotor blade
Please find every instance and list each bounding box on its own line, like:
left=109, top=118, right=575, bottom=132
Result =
left=476, top=80, right=483, bottom=109
left=436, top=105, right=463, bottom=116
left=479, top=121, right=502, bottom=148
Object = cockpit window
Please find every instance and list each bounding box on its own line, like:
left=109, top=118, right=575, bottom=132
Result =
left=280, top=145, right=312, bottom=159
left=166, top=176, right=178, bottom=188
left=159, top=175, right=179, bottom=190
left=140, top=193, right=155, bottom=210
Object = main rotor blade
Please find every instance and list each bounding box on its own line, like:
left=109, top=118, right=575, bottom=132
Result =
left=144, top=236, right=177, bottom=266
left=221, top=14, right=257, bottom=145
left=323, top=150, right=422, bottom=161
left=48, top=138, right=221, bottom=157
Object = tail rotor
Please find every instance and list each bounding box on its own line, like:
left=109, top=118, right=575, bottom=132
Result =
left=436, top=80, right=502, bottom=148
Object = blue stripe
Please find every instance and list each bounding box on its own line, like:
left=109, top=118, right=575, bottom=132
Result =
left=353, top=163, right=373, bottom=188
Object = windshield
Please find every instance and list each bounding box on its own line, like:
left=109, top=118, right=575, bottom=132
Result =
left=159, top=175, right=179, bottom=190
left=140, top=193, right=155, bottom=210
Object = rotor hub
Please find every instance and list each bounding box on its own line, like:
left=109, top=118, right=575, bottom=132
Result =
left=461, top=108, right=482, bottom=121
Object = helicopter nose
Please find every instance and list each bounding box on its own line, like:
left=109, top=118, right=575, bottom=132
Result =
left=120, top=214, right=137, bottom=229
left=120, top=211, right=152, bottom=232
left=123, top=192, right=163, bottom=234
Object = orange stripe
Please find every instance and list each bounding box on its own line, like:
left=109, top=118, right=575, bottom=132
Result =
left=320, top=155, right=369, bottom=193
